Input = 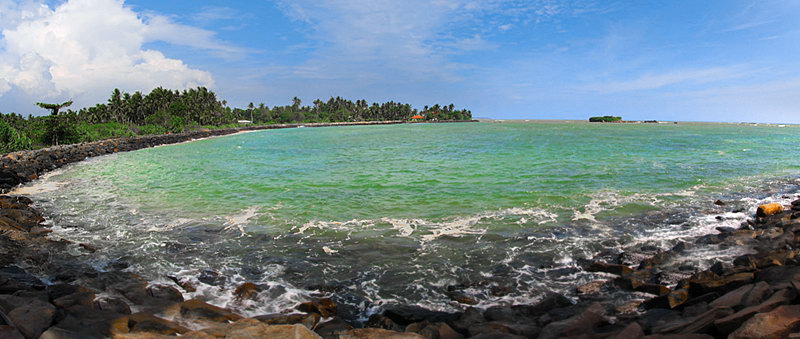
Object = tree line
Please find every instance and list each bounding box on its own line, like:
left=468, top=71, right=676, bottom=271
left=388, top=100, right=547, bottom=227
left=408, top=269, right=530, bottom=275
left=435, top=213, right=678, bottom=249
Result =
left=0, top=87, right=472, bottom=153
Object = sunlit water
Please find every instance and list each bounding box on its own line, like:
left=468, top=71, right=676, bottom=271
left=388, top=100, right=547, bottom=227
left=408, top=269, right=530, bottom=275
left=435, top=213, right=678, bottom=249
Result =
left=16, top=122, right=800, bottom=319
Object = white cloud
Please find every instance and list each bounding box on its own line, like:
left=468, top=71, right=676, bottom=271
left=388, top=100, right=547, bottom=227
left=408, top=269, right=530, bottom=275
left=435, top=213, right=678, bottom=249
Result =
left=582, top=67, right=748, bottom=93
left=0, top=0, right=223, bottom=111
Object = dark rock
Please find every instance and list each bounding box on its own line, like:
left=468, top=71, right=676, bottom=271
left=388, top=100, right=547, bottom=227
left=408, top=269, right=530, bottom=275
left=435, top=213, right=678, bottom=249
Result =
left=93, top=296, right=131, bottom=315
left=714, top=200, right=726, bottom=206
left=296, top=298, right=337, bottom=318
left=255, top=313, right=320, bottom=329
left=383, top=305, right=458, bottom=326
left=716, top=226, right=735, bottom=233
left=5, top=297, right=56, bottom=339
left=538, top=302, right=606, bottom=339
left=755, top=265, right=800, bottom=289
left=609, top=322, right=644, bottom=339
left=197, top=270, right=225, bottom=286
left=729, top=305, right=800, bottom=339
left=709, top=281, right=771, bottom=310
left=175, top=299, right=242, bottom=323
left=111, top=312, right=189, bottom=336
left=0, top=266, right=45, bottom=293
left=406, top=321, right=465, bottom=339
left=587, top=262, right=633, bottom=275
left=147, top=284, right=184, bottom=302
left=444, top=290, right=477, bottom=305
left=53, top=291, right=96, bottom=309
left=641, top=308, right=682, bottom=333
left=576, top=280, right=607, bottom=295
left=39, top=326, right=99, bottom=339
left=687, top=271, right=753, bottom=296
left=643, top=288, right=689, bottom=310
left=233, top=282, right=261, bottom=300
left=314, top=317, right=353, bottom=338
left=365, top=314, right=404, bottom=332
left=450, top=307, right=485, bottom=333
left=0, top=325, right=24, bottom=339
left=651, top=306, right=733, bottom=334
left=713, top=287, right=797, bottom=335
left=708, top=262, right=729, bottom=276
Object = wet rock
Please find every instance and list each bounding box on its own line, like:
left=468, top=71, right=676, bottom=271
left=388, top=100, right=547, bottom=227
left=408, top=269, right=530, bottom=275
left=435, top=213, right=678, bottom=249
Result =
left=53, top=291, right=96, bottom=309
left=708, top=281, right=771, bottom=310
left=651, top=306, right=733, bottom=335
left=643, top=288, right=689, bottom=310
left=94, top=296, right=132, bottom=315
left=207, top=319, right=322, bottom=339
left=714, top=200, right=726, bottom=206
left=78, top=243, right=98, bottom=252
left=0, top=266, right=45, bottom=293
left=538, top=302, right=606, bottom=339
left=708, top=262, right=730, bottom=276
left=39, top=326, right=100, bottom=339
left=110, top=312, right=189, bottom=336
left=146, top=284, right=183, bottom=302
left=314, top=317, right=353, bottom=338
left=0, top=326, right=25, bottom=339
left=609, top=322, right=644, bottom=339
left=444, top=290, right=477, bottom=305
left=4, top=297, right=56, bottom=339
left=255, top=312, right=320, bottom=329
left=167, top=276, right=196, bottom=293
left=296, top=298, right=337, bottom=318
left=197, top=270, right=225, bottom=286
left=450, top=307, right=485, bottom=333
left=640, top=309, right=682, bottom=333
left=405, top=321, right=464, bottom=339
left=587, top=262, right=633, bottom=276
left=171, top=299, right=242, bottom=323
left=729, top=305, right=800, bottom=339
left=234, top=282, right=261, bottom=300
left=755, top=265, right=800, bottom=289
left=383, top=305, right=458, bottom=326
left=109, top=280, right=149, bottom=304
left=338, top=328, right=424, bottom=339
left=365, top=314, right=404, bottom=332
left=687, top=271, right=753, bottom=296
left=713, top=287, right=797, bottom=335
left=576, top=280, right=607, bottom=295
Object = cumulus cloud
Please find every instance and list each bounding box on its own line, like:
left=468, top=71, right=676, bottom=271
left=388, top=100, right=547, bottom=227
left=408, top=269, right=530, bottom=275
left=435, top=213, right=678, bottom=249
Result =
left=0, top=0, right=226, bottom=111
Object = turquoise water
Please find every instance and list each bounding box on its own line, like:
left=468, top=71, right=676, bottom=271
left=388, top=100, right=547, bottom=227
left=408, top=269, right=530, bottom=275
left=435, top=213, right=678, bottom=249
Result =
left=21, top=122, right=800, bottom=317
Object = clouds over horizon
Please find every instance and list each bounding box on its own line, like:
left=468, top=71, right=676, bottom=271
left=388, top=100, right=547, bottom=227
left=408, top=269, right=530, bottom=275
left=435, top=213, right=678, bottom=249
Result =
left=0, top=0, right=230, bottom=111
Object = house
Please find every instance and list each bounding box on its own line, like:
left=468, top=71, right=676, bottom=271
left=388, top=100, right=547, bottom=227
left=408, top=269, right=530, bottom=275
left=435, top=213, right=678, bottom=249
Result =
left=411, top=115, right=425, bottom=121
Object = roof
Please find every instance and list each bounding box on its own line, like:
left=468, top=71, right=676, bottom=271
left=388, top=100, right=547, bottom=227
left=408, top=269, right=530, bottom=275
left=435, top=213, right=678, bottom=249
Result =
left=411, top=115, right=424, bottom=119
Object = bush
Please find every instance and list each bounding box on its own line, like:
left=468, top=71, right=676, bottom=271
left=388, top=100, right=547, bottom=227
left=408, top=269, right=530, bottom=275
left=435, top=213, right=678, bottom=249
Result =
left=76, top=122, right=135, bottom=142
left=0, top=119, right=32, bottom=154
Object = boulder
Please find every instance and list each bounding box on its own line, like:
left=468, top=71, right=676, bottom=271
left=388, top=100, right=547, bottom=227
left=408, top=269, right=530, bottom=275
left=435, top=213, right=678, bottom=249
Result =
left=714, top=288, right=797, bottom=335
left=53, top=291, right=96, bottom=309
left=687, top=271, right=753, bottom=296
left=757, top=203, right=784, bottom=217
left=94, top=296, right=132, bottom=315
left=651, top=306, right=733, bottom=335
left=255, top=313, right=320, bottom=329
left=0, top=325, right=24, bottom=339
left=729, top=305, right=800, bottom=339
left=337, top=328, right=424, bottom=339
left=297, top=298, right=338, bottom=318
left=234, top=282, right=261, bottom=300
left=383, top=305, right=458, bottom=326
left=0, top=296, right=55, bottom=339
left=170, top=299, right=242, bottom=323
left=755, top=265, right=800, bottom=289
left=365, top=314, right=404, bottom=332
left=587, top=262, right=633, bottom=275
left=708, top=281, right=771, bottom=310
left=609, top=322, right=644, bottom=339
left=224, top=320, right=321, bottom=339
left=39, top=326, right=101, bottom=339
left=110, top=312, right=189, bottom=336
left=538, top=302, right=605, bottom=339
left=314, top=317, right=353, bottom=338
left=146, top=284, right=183, bottom=302
left=405, top=321, right=464, bottom=339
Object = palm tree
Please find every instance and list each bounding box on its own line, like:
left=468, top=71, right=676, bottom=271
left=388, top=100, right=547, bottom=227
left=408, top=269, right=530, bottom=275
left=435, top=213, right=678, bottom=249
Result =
left=35, top=100, right=73, bottom=116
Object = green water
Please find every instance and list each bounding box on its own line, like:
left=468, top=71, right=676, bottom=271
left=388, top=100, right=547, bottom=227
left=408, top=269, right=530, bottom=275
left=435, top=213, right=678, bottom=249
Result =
left=23, top=122, right=800, bottom=317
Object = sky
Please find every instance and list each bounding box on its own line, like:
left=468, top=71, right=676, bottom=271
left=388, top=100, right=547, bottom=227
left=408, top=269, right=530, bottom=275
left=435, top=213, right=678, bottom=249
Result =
left=0, top=0, right=799, bottom=122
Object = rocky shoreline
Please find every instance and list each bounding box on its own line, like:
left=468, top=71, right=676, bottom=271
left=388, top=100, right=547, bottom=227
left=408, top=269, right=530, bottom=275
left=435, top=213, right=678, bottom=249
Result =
left=1, top=122, right=800, bottom=338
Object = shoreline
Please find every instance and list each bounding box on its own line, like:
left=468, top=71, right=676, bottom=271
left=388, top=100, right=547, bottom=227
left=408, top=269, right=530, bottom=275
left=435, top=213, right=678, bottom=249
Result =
left=1, top=121, right=800, bottom=338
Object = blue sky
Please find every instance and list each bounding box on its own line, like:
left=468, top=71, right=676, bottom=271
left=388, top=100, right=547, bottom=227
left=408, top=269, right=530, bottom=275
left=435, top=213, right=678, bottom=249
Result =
left=1, top=0, right=799, bottom=122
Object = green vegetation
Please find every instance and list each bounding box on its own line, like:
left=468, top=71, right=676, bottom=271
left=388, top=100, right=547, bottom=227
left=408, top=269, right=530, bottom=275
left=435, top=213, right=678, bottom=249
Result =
left=589, top=116, right=622, bottom=122
left=0, top=87, right=472, bottom=153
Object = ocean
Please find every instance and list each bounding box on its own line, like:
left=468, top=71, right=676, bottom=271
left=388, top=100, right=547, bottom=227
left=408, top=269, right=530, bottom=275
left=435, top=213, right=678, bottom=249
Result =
left=15, top=121, right=800, bottom=320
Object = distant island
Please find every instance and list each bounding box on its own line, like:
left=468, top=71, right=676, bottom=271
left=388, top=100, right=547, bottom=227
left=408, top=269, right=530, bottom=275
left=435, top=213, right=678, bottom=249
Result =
left=589, top=115, right=622, bottom=122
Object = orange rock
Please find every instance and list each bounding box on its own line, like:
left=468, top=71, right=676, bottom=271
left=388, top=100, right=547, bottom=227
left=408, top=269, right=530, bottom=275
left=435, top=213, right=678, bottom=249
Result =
left=757, top=203, right=784, bottom=217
